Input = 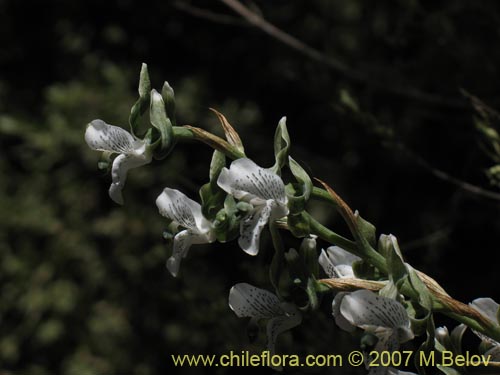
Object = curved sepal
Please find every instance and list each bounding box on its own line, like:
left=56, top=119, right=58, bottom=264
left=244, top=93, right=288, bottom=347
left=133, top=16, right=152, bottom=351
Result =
left=161, top=81, right=176, bottom=125
left=355, top=210, right=377, bottom=247
left=129, top=63, right=151, bottom=136
left=150, top=89, right=175, bottom=160
left=271, top=117, right=290, bottom=174
left=286, top=157, right=312, bottom=214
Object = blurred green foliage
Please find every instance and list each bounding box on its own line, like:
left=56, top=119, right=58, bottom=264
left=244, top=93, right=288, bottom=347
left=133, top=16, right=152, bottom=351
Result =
left=2, top=0, right=500, bottom=373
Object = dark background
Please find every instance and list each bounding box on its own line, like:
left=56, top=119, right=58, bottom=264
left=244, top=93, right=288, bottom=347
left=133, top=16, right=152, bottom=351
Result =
left=1, top=0, right=500, bottom=373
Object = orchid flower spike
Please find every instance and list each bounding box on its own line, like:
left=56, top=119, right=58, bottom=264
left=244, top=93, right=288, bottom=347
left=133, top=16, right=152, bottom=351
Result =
left=156, top=188, right=215, bottom=277
left=333, top=290, right=414, bottom=375
left=470, top=298, right=500, bottom=361
left=217, top=158, right=288, bottom=256
left=85, top=119, right=152, bottom=205
left=229, top=283, right=301, bottom=371
left=319, top=245, right=361, bottom=278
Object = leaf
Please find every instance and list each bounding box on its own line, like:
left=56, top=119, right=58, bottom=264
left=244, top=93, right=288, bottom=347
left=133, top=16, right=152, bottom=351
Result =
left=209, top=108, right=245, bottom=154
left=129, top=63, right=151, bottom=136
left=271, top=117, right=290, bottom=174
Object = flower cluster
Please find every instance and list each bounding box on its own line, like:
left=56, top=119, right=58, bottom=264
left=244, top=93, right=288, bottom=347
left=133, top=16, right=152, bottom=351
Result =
left=84, top=67, right=500, bottom=375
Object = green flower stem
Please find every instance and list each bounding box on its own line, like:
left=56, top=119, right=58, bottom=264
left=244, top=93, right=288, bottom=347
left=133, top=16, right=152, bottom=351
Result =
left=306, top=214, right=357, bottom=254
left=306, top=211, right=388, bottom=274
left=269, top=221, right=285, bottom=297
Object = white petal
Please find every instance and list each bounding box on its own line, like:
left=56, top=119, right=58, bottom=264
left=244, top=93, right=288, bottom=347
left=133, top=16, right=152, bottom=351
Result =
left=85, top=119, right=138, bottom=154
left=470, top=298, right=499, bottom=324
left=266, top=302, right=302, bottom=370
left=166, top=230, right=192, bottom=277
left=109, top=152, right=152, bottom=205
left=373, top=327, right=401, bottom=352
left=332, top=292, right=356, bottom=332
left=340, top=290, right=411, bottom=332
left=326, top=246, right=360, bottom=278
left=156, top=188, right=212, bottom=235
left=166, top=230, right=213, bottom=277
left=237, top=201, right=273, bottom=255
left=228, top=283, right=281, bottom=319
left=319, top=249, right=340, bottom=278
left=217, top=158, right=287, bottom=206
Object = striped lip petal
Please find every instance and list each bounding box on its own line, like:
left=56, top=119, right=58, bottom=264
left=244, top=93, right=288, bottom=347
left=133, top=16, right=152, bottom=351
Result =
left=217, top=158, right=287, bottom=206
left=228, top=283, right=282, bottom=319
left=85, top=119, right=137, bottom=154
left=166, top=229, right=192, bottom=277
left=319, top=246, right=361, bottom=278
left=266, top=303, right=302, bottom=371
left=109, top=152, right=152, bottom=205
left=156, top=188, right=212, bottom=234
left=237, top=201, right=274, bottom=256
left=339, top=290, right=411, bottom=333
left=319, top=249, right=341, bottom=278
left=166, top=230, right=212, bottom=277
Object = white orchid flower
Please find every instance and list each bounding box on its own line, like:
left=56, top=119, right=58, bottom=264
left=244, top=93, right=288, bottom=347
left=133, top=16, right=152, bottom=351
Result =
left=217, top=158, right=288, bottom=256
left=470, top=298, right=500, bottom=361
left=156, top=188, right=215, bottom=277
left=229, top=283, right=301, bottom=371
left=333, top=290, right=414, bottom=375
left=85, top=119, right=152, bottom=205
left=319, top=245, right=361, bottom=278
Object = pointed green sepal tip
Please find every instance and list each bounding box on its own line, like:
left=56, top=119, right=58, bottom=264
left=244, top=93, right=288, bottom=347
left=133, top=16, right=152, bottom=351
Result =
left=150, top=89, right=175, bottom=159
left=271, top=116, right=290, bottom=174
left=161, top=81, right=176, bottom=124
left=354, top=210, right=376, bottom=247
left=138, top=63, right=151, bottom=98
left=129, top=63, right=152, bottom=136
